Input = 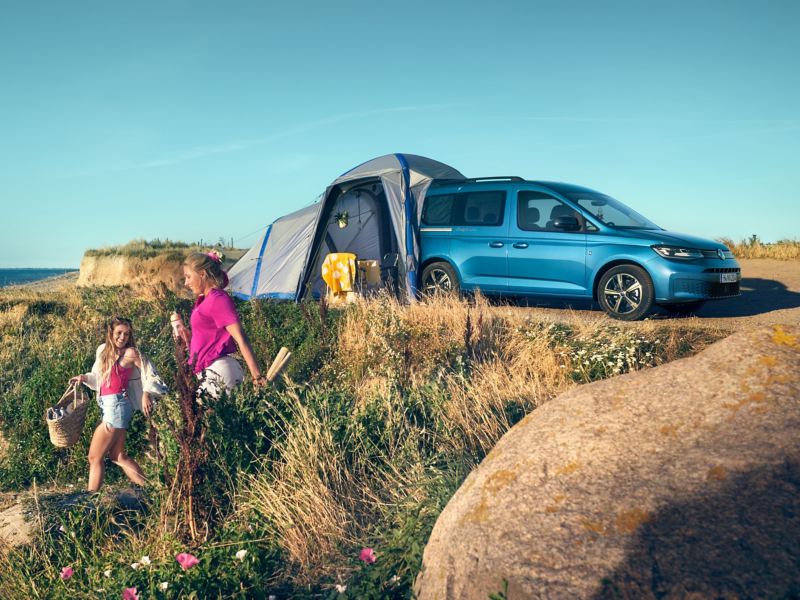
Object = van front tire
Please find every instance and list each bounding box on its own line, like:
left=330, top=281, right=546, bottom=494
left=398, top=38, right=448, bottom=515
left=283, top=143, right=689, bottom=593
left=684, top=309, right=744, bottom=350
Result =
left=597, top=264, right=654, bottom=321
left=420, top=262, right=460, bottom=296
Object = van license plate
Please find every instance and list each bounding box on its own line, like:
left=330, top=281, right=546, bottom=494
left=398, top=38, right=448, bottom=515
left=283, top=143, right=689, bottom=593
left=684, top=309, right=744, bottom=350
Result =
left=720, top=273, right=738, bottom=283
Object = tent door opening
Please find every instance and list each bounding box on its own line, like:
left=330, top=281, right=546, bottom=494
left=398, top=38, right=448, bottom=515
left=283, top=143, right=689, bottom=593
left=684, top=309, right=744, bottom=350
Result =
left=307, top=179, right=397, bottom=298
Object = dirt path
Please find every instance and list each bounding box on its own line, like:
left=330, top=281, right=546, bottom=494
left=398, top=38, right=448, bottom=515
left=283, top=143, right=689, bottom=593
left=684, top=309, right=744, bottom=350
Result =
left=502, top=259, right=800, bottom=330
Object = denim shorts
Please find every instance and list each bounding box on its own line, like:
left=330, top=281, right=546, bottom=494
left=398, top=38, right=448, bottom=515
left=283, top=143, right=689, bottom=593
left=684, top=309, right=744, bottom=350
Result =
left=97, top=393, right=133, bottom=429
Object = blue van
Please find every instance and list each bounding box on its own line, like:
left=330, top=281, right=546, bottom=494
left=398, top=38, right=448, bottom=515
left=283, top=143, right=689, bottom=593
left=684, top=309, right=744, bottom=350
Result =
left=418, top=177, right=740, bottom=320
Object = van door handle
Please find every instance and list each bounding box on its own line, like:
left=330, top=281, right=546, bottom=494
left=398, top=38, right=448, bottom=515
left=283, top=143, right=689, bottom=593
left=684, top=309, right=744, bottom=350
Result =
left=489, top=241, right=504, bottom=248
left=513, top=242, right=529, bottom=249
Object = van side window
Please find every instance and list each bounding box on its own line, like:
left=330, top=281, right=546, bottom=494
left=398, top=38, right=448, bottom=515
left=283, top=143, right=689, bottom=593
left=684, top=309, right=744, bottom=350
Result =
left=422, top=191, right=506, bottom=226
left=459, top=191, right=505, bottom=226
left=422, top=194, right=455, bottom=226
left=518, top=191, right=581, bottom=232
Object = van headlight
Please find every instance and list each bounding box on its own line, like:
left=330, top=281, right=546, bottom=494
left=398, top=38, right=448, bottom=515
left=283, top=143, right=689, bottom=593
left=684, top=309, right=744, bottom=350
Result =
left=652, top=245, right=704, bottom=259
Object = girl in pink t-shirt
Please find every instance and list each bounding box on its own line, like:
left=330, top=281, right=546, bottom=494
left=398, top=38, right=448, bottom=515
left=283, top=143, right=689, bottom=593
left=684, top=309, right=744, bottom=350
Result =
left=177, top=251, right=265, bottom=397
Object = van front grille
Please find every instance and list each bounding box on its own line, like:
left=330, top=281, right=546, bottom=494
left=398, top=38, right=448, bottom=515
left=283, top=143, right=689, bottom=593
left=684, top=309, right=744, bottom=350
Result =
left=701, top=249, right=735, bottom=259
left=675, top=280, right=741, bottom=298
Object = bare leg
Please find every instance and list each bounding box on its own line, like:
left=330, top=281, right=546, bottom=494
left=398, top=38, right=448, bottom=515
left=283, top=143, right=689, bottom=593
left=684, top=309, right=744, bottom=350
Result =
left=87, top=422, right=116, bottom=492
left=108, top=428, right=147, bottom=486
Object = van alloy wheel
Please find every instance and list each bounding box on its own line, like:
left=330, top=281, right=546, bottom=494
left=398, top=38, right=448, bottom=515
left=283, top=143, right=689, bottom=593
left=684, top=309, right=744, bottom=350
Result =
left=597, top=264, right=654, bottom=321
left=603, top=273, right=642, bottom=315
left=420, top=262, right=460, bottom=296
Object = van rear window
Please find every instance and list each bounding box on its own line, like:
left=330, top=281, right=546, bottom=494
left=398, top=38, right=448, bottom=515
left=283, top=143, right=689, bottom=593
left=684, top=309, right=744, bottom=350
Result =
left=422, top=194, right=454, bottom=225
left=423, top=191, right=506, bottom=226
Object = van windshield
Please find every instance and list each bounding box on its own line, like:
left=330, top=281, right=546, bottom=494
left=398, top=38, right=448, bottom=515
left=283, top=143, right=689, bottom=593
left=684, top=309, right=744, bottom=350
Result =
left=565, top=192, right=661, bottom=230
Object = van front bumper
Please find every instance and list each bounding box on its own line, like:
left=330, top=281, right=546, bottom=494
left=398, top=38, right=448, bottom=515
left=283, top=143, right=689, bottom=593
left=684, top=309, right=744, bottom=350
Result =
left=650, top=258, right=742, bottom=302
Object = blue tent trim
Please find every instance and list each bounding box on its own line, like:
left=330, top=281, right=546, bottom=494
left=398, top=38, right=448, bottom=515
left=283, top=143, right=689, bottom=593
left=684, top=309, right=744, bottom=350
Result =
left=395, top=153, right=417, bottom=294
left=253, top=292, right=296, bottom=300
left=249, top=224, right=273, bottom=298
left=232, top=291, right=296, bottom=301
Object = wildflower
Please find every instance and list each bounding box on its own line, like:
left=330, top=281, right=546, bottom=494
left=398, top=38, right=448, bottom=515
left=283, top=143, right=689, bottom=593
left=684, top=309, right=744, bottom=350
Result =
left=389, top=575, right=400, bottom=584
left=158, top=582, right=169, bottom=591
left=139, top=556, right=151, bottom=566
left=60, top=566, right=74, bottom=580
left=122, top=588, right=139, bottom=600
left=359, top=547, right=377, bottom=564
left=58, top=525, right=66, bottom=533
left=235, top=549, right=248, bottom=561
left=103, top=569, right=112, bottom=578
left=130, top=562, right=140, bottom=570
left=176, top=552, right=199, bottom=570
left=335, top=583, right=347, bottom=593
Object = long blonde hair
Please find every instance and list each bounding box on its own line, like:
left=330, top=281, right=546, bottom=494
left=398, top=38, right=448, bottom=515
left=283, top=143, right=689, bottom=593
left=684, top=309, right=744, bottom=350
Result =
left=184, top=251, right=229, bottom=289
left=99, top=316, right=137, bottom=385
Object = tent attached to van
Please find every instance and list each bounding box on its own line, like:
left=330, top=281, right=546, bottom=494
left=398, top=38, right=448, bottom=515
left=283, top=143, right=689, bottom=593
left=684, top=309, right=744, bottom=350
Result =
left=227, top=153, right=465, bottom=301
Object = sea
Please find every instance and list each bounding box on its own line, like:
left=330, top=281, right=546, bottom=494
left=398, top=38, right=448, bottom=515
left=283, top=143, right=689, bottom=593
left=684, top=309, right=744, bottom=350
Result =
left=0, top=268, right=79, bottom=288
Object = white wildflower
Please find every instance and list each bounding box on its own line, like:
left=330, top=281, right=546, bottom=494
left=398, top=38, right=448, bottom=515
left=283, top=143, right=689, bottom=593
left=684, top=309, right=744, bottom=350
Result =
left=103, top=569, right=112, bottom=578
left=139, top=556, right=151, bottom=566
left=131, top=562, right=140, bottom=570
left=335, top=584, right=347, bottom=593
left=159, top=582, right=169, bottom=591
left=235, top=549, right=248, bottom=561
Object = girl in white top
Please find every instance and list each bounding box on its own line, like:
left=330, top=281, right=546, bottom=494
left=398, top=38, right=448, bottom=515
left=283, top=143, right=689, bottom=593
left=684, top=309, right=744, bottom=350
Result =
left=70, top=316, right=167, bottom=492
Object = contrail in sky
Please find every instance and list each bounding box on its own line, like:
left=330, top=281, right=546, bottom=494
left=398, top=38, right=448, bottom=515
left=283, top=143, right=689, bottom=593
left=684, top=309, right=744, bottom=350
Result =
left=127, top=104, right=458, bottom=170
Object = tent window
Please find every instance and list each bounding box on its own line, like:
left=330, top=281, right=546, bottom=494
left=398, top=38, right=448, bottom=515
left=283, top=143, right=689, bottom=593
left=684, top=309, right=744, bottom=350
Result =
left=422, top=194, right=455, bottom=225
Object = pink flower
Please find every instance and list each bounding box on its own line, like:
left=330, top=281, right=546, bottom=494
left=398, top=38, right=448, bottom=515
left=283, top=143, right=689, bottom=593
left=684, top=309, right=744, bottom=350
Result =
left=122, top=588, right=139, bottom=600
left=60, top=566, right=74, bottom=580
left=359, top=547, right=377, bottom=564
left=176, top=552, right=199, bottom=571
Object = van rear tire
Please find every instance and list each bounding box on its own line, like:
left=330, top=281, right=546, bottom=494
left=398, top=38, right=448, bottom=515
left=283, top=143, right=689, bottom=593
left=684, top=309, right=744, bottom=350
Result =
left=420, top=262, right=460, bottom=296
left=597, top=264, right=654, bottom=321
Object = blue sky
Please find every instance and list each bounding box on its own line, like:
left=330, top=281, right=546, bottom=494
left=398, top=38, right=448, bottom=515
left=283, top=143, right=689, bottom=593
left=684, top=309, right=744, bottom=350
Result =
left=2, top=0, right=798, bottom=267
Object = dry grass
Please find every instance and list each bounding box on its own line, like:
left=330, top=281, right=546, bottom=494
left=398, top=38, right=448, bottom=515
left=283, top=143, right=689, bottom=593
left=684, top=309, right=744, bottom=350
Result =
left=244, top=390, right=355, bottom=581
left=0, top=287, right=96, bottom=368
left=719, top=237, right=800, bottom=260
left=243, top=293, right=728, bottom=581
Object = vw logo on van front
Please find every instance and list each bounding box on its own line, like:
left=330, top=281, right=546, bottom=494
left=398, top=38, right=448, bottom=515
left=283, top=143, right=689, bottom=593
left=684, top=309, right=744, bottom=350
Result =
left=717, top=249, right=725, bottom=260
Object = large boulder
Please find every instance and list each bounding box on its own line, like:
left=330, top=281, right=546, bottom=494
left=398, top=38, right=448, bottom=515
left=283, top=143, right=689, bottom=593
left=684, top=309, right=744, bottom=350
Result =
left=416, top=325, right=800, bottom=599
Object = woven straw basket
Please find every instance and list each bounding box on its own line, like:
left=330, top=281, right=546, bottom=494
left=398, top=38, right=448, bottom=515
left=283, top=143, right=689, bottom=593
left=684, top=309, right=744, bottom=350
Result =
left=46, top=383, right=90, bottom=448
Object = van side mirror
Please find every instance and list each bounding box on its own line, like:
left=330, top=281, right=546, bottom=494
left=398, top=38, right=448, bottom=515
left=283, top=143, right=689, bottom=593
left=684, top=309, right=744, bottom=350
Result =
left=553, top=216, right=580, bottom=231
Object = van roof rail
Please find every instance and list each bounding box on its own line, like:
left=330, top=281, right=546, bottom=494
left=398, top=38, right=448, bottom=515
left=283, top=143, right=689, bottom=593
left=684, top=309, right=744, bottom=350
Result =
left=431, top=176, right=526, bottom=185
left=465, top=176, right=525, bottom=182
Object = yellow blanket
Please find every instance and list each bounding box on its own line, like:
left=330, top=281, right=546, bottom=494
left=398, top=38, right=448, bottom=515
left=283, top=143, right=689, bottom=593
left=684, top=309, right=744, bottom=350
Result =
left=321, top=253, right=357, bottom=294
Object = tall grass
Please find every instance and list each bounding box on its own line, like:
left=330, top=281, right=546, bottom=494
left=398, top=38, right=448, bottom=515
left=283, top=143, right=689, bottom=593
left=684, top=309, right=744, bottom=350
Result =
left=83, top=238, right=241, bottom=260
left=0, top=286, right=728, bottom=598
left=719, top=236, right=800, bottom=260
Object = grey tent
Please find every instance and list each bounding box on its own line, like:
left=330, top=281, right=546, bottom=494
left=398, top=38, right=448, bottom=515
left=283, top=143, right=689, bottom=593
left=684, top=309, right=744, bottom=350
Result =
left=228, top=153, right=465, bottom=301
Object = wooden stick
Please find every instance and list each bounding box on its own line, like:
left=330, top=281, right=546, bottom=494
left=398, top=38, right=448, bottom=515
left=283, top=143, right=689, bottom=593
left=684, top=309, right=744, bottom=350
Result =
left=266, top=347, right=288, bottom=379
left=266, top=347, right=291, bottom=382
left=266, top=348, right=290, bottom=382
left=270, top=351, right=291, bottom=382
